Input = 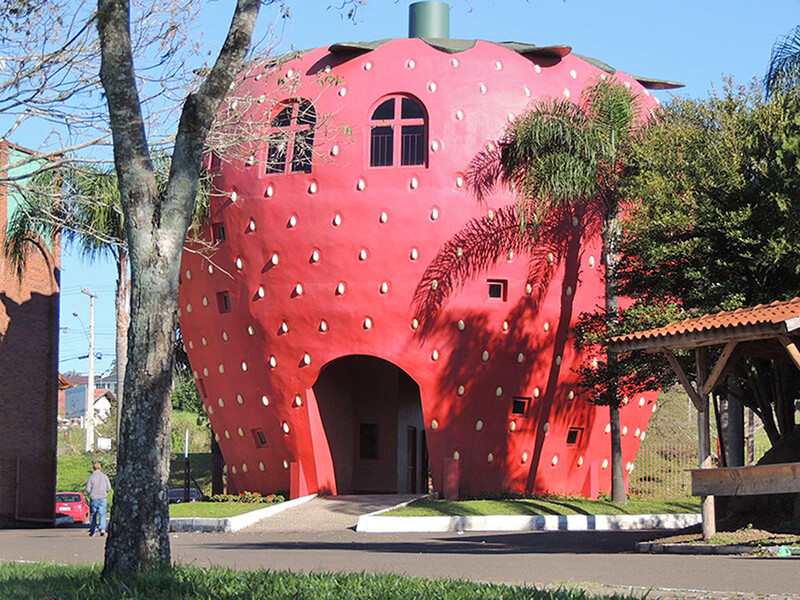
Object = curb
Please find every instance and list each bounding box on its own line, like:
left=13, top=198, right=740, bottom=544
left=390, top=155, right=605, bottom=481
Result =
left=638, top=541, right=800, bottom=556
left=169, top=494, right=317, bottom=533
left=356, top=511, right=701, bottom=533
left=637, top=541, right=754, bottom=555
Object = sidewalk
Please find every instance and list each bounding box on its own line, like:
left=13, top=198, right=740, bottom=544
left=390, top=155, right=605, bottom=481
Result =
left=169, top=494, right=703, bottom=537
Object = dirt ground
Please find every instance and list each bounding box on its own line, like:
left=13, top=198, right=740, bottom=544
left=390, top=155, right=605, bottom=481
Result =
left=645, top=513, right=800, bottom=549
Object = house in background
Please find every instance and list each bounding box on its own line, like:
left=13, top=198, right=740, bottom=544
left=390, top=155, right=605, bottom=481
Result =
left=59, top=377, right=116, bottom=425
left=0, top=140, right=60, bottom=526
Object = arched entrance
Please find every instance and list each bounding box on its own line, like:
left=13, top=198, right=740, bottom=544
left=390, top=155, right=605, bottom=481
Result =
left=313, top=355, right=427, bottom=494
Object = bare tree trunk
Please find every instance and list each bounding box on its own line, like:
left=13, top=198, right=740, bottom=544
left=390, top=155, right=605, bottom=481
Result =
left=114, top=247, right=129, bottom=445
left=604, top=203, right=626, bottom=504
left=105, top=253, right=177, bottom=571
left=97, top=0, right=260, bottom=575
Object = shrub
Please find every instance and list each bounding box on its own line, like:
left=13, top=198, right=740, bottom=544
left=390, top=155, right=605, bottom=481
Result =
left=208, top=491, right=284, bottom=504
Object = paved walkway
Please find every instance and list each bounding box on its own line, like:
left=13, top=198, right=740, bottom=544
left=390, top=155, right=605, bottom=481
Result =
left=242, top=494, right=419, bottom=533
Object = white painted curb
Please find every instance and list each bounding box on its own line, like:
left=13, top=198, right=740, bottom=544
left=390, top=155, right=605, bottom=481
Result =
left=356, top=511, right=701, bottom=533
left=170, top=494, right=317, bottom=533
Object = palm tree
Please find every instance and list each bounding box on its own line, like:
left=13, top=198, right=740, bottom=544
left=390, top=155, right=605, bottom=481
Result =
left=479, top=78, right=644, bottom=503
left=5, top=159, right=209, bottom=446
left=5, top=165, right=129, bottom=442
left=765, top=25, right=800, bottom=98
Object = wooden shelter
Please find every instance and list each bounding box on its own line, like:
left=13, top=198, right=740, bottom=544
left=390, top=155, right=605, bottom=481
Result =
left=608, top=298, right=800, bottom=538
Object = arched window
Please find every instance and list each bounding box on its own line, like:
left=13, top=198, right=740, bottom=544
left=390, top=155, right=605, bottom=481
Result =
left=369, top=96, right=427, bottom=168
left=265, top=100, right=316, bottom=174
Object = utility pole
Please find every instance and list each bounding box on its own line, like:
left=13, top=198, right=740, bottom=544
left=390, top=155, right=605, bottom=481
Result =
left=82, top=287, right=98, bottom=453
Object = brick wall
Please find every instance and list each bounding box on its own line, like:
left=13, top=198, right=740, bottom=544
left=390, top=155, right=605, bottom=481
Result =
left=0, top=141, right=61, bottom=525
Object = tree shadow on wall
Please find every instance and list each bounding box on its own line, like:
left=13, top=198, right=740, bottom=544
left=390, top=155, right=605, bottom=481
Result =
left=410, top=198, right=604, bottom=494
left=410, top=138, right=609, bottom=493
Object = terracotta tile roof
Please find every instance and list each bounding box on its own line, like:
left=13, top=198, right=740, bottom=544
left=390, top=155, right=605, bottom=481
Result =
left=609, top=298, right=800, bottom=351
left=58, top=373, right=72, bottom=390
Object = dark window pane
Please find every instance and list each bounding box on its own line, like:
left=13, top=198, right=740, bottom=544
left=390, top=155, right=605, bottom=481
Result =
left=400, top=124, right=425, bottom=165
left=296, top=100, right=316, bottom=126
left=256, top=430, right=268, bottom=446
left=265, top=134, right=289, bottom=173
left=371, top=98, right=395, bottom=121
left=291, top=129, right=315, bottom=172
left=512, top=398, right=529, bottom=415
left=271, top=105, right=293, bottom=128
left=370, top=125, right=394, bottom=167
left=360, top=423, right=379, bottom=459
left=401, top=97, right=424, bottom=119
left=487, top=279, right=508, bottom=301
left=566, top=428, right=582, bottom=445
left=216, top=291, right=231, bottom=314
left=212, top=223, right=226, bottom=242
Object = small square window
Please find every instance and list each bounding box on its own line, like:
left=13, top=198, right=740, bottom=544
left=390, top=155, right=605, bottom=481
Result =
left=197, top=378, right=207, bottom=399
left=212, top=222, right=226, bottom=243
left=512, top=397, right=530, bottom=415
left=216, top=292, right=231, bottom=314
left=487, top=279, right=508, bottom=301
left=359, top=423, right=379, bottom=460
left=252, top=429, right=268, bottom=448
left=566, top=427, right=583, bottom=445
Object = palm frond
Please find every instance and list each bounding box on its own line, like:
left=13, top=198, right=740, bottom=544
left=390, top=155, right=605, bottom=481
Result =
left=411, top=203, right=599, bottom=336
left=766, top=25, right=800, bottom=98
left=412, top=205, right=530, bottom=334
left=501, top=99, right=599, bottom=214
left=2, top=195, right=57, bottom=276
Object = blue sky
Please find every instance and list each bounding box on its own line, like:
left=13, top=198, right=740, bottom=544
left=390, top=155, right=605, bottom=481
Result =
left=58, top=0, right=800, bottom=374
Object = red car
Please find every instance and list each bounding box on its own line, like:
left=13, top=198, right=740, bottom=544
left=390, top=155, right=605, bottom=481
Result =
left=55, top=492, right=89, bottom=523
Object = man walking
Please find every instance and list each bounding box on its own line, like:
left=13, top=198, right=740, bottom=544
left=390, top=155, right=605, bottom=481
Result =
left=85, top=461, right=111, bottom=537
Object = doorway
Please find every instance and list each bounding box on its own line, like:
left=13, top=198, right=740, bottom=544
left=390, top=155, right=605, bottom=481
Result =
left=313, top=355, right=426, bottom=494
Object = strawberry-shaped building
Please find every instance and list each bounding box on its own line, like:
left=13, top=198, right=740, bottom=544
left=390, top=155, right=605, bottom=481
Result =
left=178, top=1, right=679, bottom=499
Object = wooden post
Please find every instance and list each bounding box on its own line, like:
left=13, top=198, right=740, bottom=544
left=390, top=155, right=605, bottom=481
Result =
left=695, top=348, right=716, bottom=539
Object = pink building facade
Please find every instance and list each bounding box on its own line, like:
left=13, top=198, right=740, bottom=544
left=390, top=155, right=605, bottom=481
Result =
left=179, top=3, right=670, bottom=499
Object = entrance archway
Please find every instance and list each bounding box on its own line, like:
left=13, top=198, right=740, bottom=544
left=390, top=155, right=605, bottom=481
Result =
left=313, top=355, right=426, bottom=494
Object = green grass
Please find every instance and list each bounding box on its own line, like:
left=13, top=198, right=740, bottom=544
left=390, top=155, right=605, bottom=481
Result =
left=387, top=496, right=700, bottom=517
left=0, top=563, right=642, bottom=600
left=56, top=454, right=96, bottom=493
left=168, top=452, right=213, bottom=496
left=168, top=502, right=269, bottom=518
left=60, top=453, right=275, bottom=520
left=58, top=451, right=215, bottom=507
left=56, top=454, right=115, bottom=506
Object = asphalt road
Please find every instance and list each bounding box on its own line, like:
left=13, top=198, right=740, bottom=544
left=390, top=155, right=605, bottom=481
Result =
left=1, top=496, right=798, bottom=599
